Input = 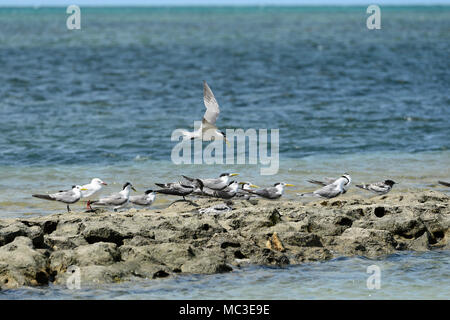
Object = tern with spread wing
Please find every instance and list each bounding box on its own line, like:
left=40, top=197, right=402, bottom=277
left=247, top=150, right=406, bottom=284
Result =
left=181, top=81, right=229, bottom=144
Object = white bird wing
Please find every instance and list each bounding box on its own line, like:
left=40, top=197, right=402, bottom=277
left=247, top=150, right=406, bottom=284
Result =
left=202, top=81, right=220, bottom=126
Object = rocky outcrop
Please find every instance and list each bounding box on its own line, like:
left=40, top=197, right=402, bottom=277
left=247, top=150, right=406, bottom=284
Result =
left=0, top=190, right=448, bottom=290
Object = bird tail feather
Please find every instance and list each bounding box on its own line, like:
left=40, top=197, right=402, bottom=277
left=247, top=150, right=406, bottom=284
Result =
left=307, top=180, right=326, bottom=186
left=182, top=175, right=194, bottom=182
left=32, top=194, right=54, bottom=201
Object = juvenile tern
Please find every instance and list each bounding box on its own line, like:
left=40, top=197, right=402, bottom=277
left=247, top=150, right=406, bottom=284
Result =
left=181, top=81, right=229, bottom=144
left=438, top=181, right=450, bottom=187
left=90, top=182, right=136, bottom=211
left=298, top=174, right=351, bottom=199
left=32, top=185, right=87, bottom=213
left=80, top=178, right=107, bottom=210
left=129, top=190, right=156, bottom=207
left=307, top=175, right=351, bottom=193
left=247, top=182, right=295, bottom=200
left=356, top=180, right=396, bottom=195
left=182, top=173, right=238, bottom=190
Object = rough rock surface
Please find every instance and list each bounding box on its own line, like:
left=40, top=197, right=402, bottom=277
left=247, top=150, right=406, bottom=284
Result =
left=0, top=190, right=448, bottom=290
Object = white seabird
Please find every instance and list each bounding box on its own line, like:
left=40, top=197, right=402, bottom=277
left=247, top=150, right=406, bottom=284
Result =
left=180, top=81, right=229, bottom=144
left=80, top=178, right=107, bottom=210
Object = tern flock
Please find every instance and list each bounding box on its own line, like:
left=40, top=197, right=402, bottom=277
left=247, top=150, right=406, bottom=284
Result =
left=32, top=173, right=407, bottom=213
left=31, top=81, right=449, bottom=212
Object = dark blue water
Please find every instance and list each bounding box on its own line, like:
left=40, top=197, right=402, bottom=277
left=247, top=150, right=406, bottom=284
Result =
left=0, top=6, right=449, bottom=166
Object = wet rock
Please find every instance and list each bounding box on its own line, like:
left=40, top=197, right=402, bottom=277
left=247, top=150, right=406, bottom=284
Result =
left=0, top=190, right=447, bottom=289
left=333, top=227, right=397, bottom=257
left=0, top=237, right=49, bottom=289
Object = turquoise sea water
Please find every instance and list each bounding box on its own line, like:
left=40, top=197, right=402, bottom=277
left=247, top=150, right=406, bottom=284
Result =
left=0, top=6, right=449, bottom=299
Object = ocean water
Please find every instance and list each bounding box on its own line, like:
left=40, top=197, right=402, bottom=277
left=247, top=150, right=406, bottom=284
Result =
left=0, top=6, right=449, bottom=217
left=2, top=250, right=449, bottom=300
left=0, top=6, right=449, bottom=299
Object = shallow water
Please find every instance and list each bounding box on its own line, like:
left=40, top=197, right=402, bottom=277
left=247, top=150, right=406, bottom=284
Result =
left=1, top=251, right=449, bottom=300
left=0, top=150, right=449, bottom=218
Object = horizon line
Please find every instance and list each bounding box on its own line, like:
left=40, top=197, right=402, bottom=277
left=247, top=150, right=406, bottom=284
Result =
left=1, top=3, right=449, bottom=7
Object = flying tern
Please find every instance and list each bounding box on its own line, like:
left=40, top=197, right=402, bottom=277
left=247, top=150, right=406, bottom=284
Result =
left=180, top=81, right=229, bottom=144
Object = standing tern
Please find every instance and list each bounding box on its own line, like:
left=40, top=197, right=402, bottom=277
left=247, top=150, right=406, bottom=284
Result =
left=298, top=174, right=351, bottom=199
left=356, top=180, right=397, bottom=195
left=32, top=185, right=87, bottom=213
left=182, top=173, right=239, bottom=190
left=129, top=190, right=156, bottom=207
left=307, top=175, right=351, bottom=193
left=247, top=182, right=295, bottom=200
left=80, top=178, right=107, bottom=210
left=181, top=81, right=229, bottom=144
left=90, top=182, right=136, bottom=211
